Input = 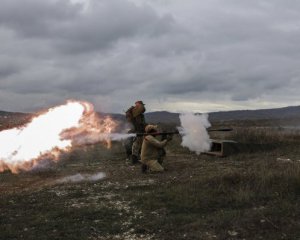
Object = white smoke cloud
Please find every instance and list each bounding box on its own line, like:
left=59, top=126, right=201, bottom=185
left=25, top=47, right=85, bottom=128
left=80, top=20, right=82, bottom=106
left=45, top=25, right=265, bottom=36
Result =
left=56, top=172, right=106, bottom=183
left=178, top=113, right=211, bottom=154
left=65, top=132, right=135, bottom=147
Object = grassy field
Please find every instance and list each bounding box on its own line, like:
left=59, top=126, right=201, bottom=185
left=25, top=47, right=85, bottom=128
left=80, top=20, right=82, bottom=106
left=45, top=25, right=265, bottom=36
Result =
left=1, top=122, right=300, bottom=239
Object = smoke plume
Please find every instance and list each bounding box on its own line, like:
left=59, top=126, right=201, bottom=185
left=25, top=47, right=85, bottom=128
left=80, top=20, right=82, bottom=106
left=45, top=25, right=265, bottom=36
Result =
left=177, top=113, right=211, bottom=154
left=56, top=172, right=106, bottom=183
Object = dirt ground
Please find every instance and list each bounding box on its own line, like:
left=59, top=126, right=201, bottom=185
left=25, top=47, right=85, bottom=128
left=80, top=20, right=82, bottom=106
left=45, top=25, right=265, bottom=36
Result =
left=1, top=130, right=300, bottom=240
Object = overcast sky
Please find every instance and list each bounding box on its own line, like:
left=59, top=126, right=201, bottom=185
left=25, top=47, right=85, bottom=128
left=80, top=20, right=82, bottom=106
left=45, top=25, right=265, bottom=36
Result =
left=0, top=0, right=300, bottom=114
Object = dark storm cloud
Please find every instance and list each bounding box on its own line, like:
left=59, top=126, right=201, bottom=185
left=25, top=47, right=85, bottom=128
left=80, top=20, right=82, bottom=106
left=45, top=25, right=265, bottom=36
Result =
left=0, top=0, right=175, bottom=53
left=0, top=63, right=19, bottom=78
left=54, top=3, right=175, bottom=54
left=0, top=0, right=79, bottom=37
left=1, top=0, right=300, bottom=113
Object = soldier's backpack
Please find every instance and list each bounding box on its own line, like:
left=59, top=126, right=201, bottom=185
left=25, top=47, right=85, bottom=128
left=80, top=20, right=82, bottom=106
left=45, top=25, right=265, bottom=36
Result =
left=125, top=106, right=135, bottom=123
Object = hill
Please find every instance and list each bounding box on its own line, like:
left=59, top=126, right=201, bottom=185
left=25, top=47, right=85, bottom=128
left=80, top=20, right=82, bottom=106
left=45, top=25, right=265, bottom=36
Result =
left=208, top=105, right=300, bottom=121
left=2, top=105, right=300, bottom=129
left=145, top=105, right=300, bottom=124
left=0, top=111, right=33, bottom=129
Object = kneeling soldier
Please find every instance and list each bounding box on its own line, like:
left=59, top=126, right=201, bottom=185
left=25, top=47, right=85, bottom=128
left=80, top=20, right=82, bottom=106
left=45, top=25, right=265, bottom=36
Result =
left=141, top=125, right=172, bottom=173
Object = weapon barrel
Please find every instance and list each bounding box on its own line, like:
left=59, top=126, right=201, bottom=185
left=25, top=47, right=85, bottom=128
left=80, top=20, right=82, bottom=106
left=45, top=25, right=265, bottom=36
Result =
left=135, top=128, right=233, bottom=136
left=136, top=130, right=179, bottom=137
left=207, top=128, right=233, bottom=132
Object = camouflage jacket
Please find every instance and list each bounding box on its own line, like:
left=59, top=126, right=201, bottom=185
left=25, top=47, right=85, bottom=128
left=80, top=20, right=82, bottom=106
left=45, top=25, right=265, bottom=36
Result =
left=131, top=104, right=146, bottom=132
left=141, top=135, right=168, bottom=162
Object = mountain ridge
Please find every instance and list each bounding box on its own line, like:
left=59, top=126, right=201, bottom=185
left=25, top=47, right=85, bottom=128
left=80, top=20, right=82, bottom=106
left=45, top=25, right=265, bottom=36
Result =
left=2, top=105, right=300, bottom=124
left=107, top=105, right=300, bottom=124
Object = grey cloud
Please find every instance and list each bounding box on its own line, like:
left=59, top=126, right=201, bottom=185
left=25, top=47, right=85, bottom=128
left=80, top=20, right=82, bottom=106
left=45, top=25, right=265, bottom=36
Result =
left=1, top=74, right=60, bottom=95
left=1, top=0, right=300, bottom=113
left=0, top=63, right=19, bottom=78
left=0, top=0, right=175, bottom=54
left=58, top=77, right=116, bottom=96
left=0, top=0, right=79, bottom=37
left=55, top=1, right=175, bottom=54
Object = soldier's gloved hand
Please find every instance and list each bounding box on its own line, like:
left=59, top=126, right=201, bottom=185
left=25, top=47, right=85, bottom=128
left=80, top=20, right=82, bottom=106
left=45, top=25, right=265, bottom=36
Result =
left=161, top=134, right=167, bottom=141
left=166, top=134, right=173, bottom=141
left=128, top=129, right=135, bottom=134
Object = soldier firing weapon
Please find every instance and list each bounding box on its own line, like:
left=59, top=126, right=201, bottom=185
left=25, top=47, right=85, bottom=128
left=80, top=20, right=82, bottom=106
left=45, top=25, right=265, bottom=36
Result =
left=135, top=127, right=233, bottom=165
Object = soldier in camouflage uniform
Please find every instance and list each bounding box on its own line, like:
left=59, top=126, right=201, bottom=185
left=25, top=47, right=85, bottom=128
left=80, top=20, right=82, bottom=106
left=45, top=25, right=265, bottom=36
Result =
left=127, top=100, right=147, bottom=164
left=141, top=125, right=172, bottom=173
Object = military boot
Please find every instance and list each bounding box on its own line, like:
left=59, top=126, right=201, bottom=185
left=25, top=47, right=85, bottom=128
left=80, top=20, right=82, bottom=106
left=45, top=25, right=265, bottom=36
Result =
left=131, top=155, right=139, bottom=164
left=141, top=164, right=148, bottom=173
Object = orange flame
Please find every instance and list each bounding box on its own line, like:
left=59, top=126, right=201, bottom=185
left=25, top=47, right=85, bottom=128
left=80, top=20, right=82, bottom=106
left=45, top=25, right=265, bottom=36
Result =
left=0, top=100, right=118, bottom=173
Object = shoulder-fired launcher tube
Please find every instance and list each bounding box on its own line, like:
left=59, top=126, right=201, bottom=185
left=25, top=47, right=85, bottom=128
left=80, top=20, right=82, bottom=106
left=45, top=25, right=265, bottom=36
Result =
left=135, top=128, right=233, bottom=136
left=207, top=127, right=233, bottom=132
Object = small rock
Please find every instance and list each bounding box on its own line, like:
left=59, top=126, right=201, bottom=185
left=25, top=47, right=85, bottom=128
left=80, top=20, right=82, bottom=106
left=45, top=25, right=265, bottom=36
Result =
left=228, top=230, right=238, bottom=236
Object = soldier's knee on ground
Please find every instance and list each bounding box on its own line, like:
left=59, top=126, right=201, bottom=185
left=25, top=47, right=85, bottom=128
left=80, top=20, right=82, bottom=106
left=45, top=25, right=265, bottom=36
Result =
left=148, top=160, right=164, bottom=172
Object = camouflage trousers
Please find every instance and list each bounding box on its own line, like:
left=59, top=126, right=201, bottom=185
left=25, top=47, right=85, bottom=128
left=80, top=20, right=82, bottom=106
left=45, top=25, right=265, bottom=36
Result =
left=144, top=159, right=164, bottom=172
left=132, top=136, right=143, bottom=158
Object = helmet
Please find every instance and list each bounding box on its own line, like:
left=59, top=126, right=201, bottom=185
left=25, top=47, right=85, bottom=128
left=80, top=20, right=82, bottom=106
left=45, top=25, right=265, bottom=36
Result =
left=135, top=100, right=145, bottom=105
left=145, top=124, right=158, bottom=133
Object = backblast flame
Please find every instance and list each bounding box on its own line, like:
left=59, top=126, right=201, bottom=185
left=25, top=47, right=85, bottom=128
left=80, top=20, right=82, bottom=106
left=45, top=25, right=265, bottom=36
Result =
left=0, top=100, right=117, bottom=173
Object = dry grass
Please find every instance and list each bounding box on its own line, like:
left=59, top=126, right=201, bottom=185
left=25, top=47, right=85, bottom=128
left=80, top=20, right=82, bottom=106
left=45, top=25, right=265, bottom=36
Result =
left=1, top=121, right=300, bottom=239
